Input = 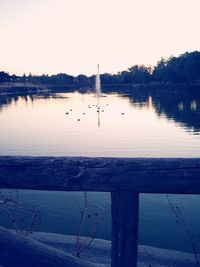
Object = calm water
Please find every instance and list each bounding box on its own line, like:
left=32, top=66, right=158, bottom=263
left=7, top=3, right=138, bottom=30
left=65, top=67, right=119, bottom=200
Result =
left=0, top=85, right=200, bottom=252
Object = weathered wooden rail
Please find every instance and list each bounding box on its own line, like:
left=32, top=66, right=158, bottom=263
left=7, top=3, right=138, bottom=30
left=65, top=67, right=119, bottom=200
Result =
left=0, top=156, right=200, bottom=267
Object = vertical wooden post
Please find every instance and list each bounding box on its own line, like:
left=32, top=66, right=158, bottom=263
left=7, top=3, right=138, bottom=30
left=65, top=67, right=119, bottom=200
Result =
left=111, top=191, right=120, bottom=267
left=111, top=191, right=139, bottom=267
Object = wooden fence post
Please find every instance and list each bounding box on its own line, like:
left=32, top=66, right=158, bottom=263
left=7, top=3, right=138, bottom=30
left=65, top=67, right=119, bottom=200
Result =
left=111, top=191, right=139, bottom=267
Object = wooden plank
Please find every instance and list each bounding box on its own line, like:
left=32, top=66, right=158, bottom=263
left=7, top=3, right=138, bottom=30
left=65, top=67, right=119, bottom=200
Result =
left=119, top=192, right=139, bottom=267
left=111, top=191, right=139, bottom=267
left=111, top=191, right=120, bottom=267
left=0, top=156, right=200, bottom=193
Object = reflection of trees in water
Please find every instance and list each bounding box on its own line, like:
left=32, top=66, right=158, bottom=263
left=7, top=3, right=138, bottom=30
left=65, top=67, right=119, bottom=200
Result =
left=0, top=94, right=22, bottom=111
left=154, top=86, right=200, bottom=133
left=1, top=84, right=200, bottom=133
left=121, top=85, right=151, bottom=108
left=127, top=84, right=200, bottom=133
left=0, top=91, right=71, bottom=112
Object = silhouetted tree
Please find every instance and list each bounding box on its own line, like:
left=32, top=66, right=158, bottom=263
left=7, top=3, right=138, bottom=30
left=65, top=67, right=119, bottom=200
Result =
left=153, top=51, right=200, bottom=83
left=128, top=65, right=151, bottom=83
left=0, top=71, right=10, bottom=83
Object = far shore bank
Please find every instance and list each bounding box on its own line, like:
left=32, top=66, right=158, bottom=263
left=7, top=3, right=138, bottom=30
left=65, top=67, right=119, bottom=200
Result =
left=0, top=81, right=200, bottom=95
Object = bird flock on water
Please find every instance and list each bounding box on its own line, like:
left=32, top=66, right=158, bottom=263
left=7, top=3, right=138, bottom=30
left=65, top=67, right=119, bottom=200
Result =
left=65, top=102, right=125, bottom=122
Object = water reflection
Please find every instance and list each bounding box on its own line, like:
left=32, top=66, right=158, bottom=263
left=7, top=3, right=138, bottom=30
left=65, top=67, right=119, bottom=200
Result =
left=150, top=86, right=200, bottom=134
left=0, top=85, right=200, bottom=157
left=1, top=85, right=200, bottom=134
left=122, top=84, right=200, bottom=134
left=0, top=91, right=70, bottom=112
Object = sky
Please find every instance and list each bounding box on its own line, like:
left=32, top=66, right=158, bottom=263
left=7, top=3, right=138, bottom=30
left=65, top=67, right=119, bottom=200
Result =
left=0, top=0, right=200, bottom=76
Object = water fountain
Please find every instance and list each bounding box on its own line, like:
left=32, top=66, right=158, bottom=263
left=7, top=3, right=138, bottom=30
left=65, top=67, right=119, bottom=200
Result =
left=95, top=64, right=101, bottom=97
left=95, top=64, right=101, bottom=127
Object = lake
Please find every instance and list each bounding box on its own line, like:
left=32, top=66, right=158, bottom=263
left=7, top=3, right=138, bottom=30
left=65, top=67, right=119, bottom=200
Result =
left=0, top=84, right=200, bottom=253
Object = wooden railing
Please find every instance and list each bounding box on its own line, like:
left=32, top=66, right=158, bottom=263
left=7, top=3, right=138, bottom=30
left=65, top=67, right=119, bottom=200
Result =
left=0, top=156, right=200, bottom=267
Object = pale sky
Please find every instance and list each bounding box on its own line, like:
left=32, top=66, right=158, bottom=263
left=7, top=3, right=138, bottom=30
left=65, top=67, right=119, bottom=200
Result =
left=0, top=0, right=200, bottom=76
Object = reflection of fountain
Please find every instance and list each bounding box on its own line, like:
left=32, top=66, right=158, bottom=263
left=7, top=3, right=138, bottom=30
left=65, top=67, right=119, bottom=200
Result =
left=95, top=64, right=101, bottom=97
left=95, top=64, right=101, bottom=128
left=97, top=96, right=100, bottom=128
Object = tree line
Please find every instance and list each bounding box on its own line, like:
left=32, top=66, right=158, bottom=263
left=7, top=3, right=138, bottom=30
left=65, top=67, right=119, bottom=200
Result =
left=0, top=51, right=200, bottom=86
